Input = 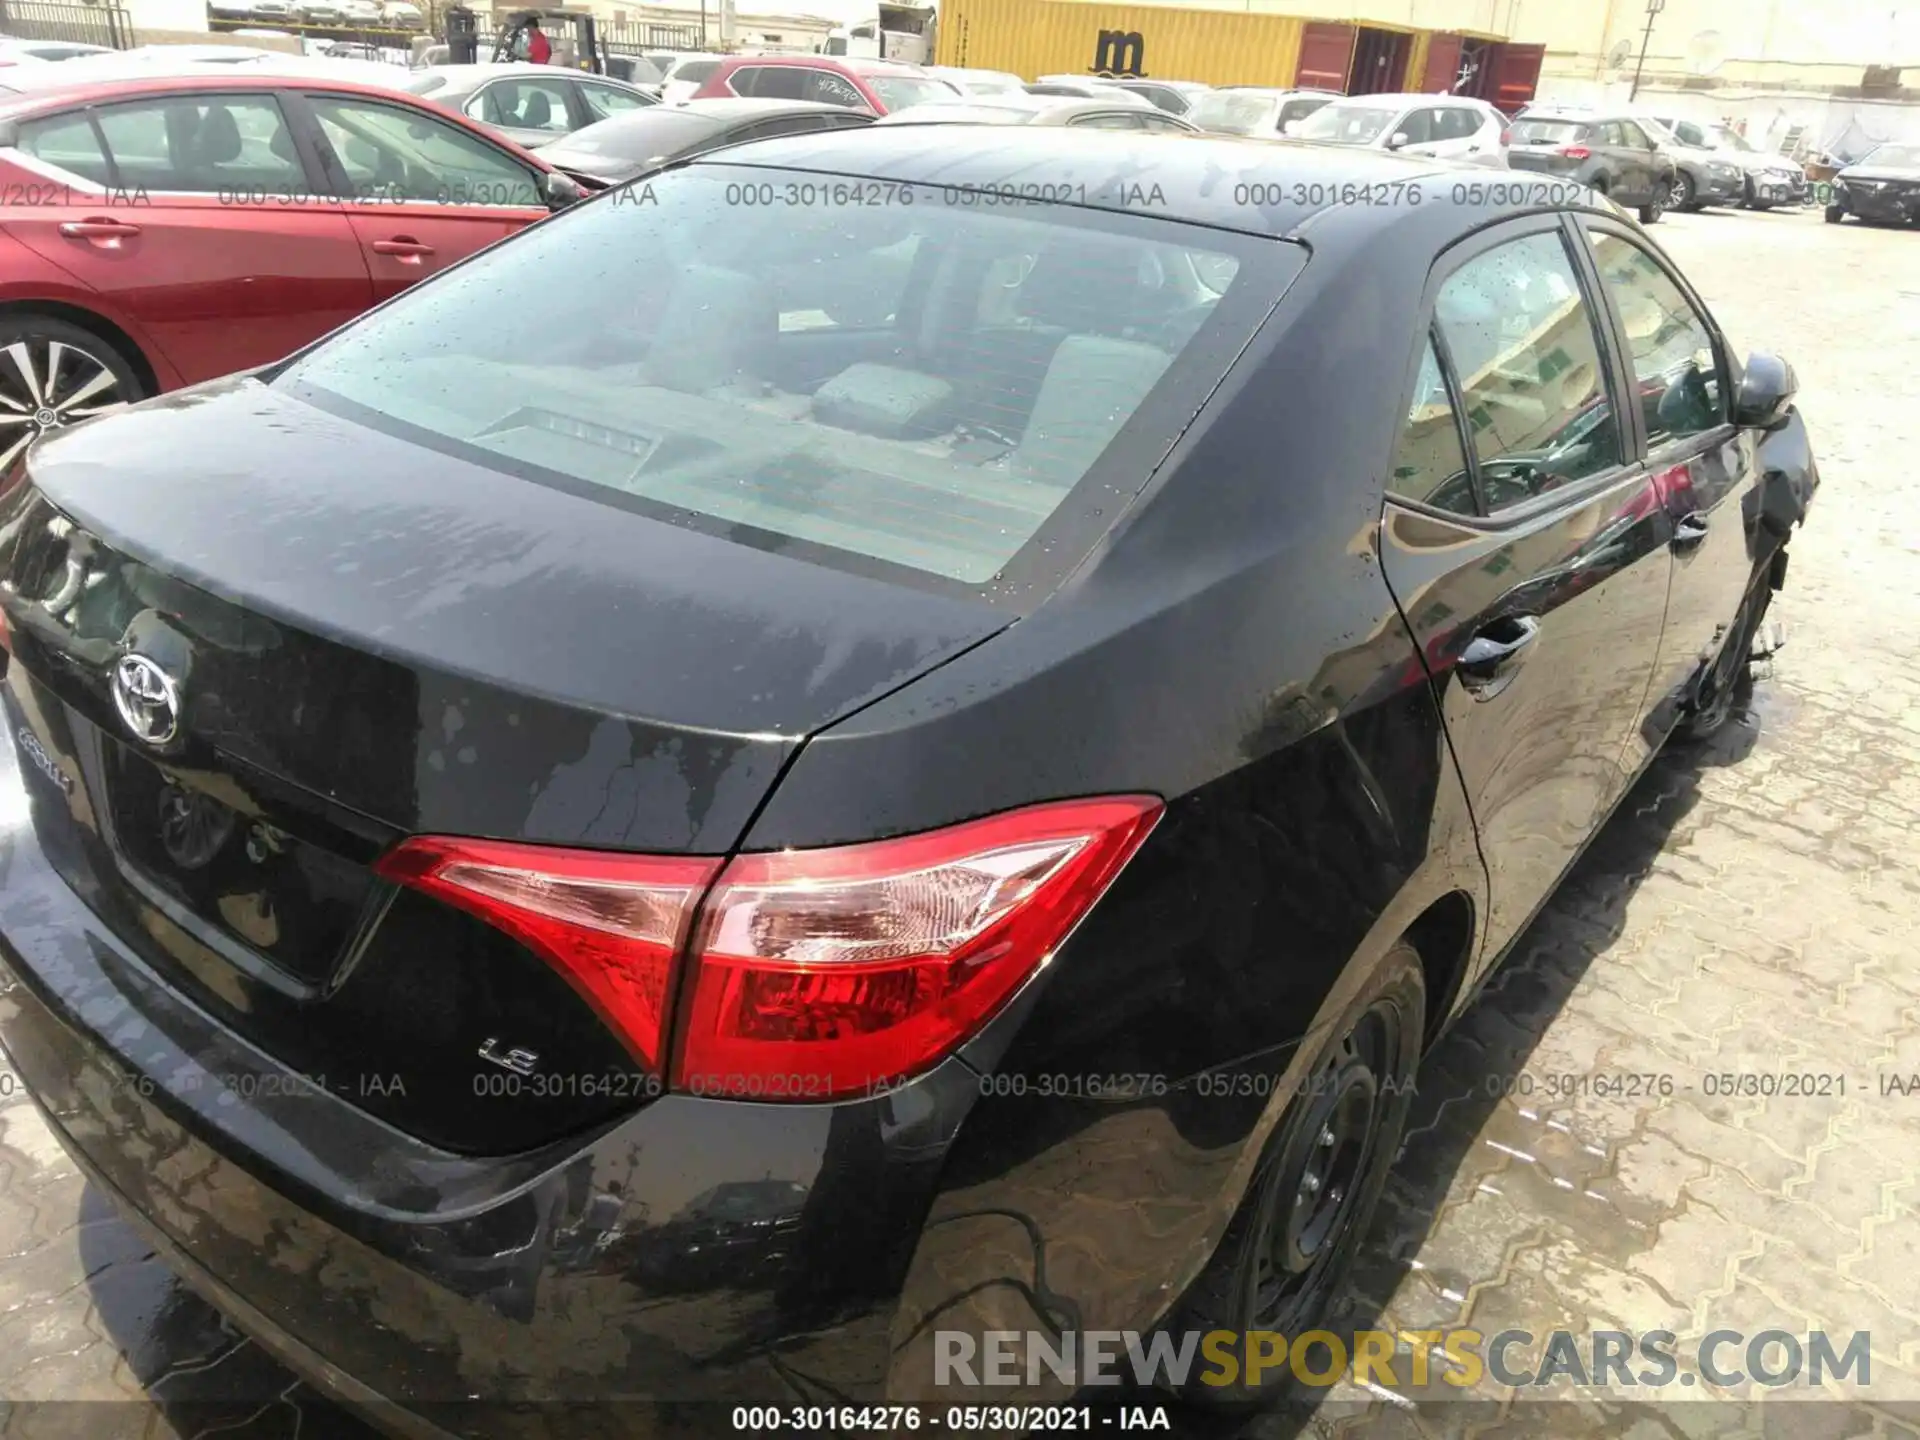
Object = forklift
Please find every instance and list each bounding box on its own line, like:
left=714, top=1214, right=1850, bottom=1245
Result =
left=444, top=6, right=627, bottom=77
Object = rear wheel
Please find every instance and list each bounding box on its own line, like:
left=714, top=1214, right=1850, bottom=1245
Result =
left=1638, top=181, right=1669, bottom=224
left=1825, top=204, right=1846, bottom=223
left=0, top=314, right=144, bottom=470
left=1174, top=943, right=1424, bottom=1409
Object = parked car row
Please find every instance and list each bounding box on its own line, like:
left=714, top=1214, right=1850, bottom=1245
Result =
left=0, top=103, right=1818, bottom=1435
left=207, top=0, right=422, bottom=28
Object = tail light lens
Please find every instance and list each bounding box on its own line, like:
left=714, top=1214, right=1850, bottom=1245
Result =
left=1559, top=145, right=1592, bottom=160
left=1498, top=126, right=1512, bottom=147
left=676, top=796, right=1161, bottom=1099
left=379, top=796, right=1161, bottom=1101
left=374, top=838, right=720, bottom=1072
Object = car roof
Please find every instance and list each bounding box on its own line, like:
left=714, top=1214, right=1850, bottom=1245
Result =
left=688, top=124, right=1522, bottom=238
left=1324, top=92, right=1488, bottom=107
left=664, top=97, right=865, bottom=119
left=0, top=68, right=482, bottom=120
left=425, top=62, right=631, bottom=88
left=716, top=54, right=925, bottom=74
left=876, top=95, right=1146, bottom=125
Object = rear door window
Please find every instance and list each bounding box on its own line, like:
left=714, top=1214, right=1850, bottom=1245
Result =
left=277, top=164, right=1300, bottom=596
left=16, top=110, right=113, bottom=184
left=90, top=94, right=307, bottom=195
left=1433, top=229, right=1622, bottom=512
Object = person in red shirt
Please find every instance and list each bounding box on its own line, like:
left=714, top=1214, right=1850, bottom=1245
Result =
left=524, top=17, right=552, bottom=64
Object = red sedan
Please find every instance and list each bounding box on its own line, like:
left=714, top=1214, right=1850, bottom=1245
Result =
left=689, top=55, right=959, bottom=116
left=0, top=71, right=574, bottom=466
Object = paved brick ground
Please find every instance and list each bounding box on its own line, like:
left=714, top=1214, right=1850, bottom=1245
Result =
left=0, top=204, right=1915, bottom=1439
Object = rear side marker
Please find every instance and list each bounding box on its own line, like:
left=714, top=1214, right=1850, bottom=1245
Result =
left=378, top=796, right=1163, bottom=1102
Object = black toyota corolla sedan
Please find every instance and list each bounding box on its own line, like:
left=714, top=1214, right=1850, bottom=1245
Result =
left=0, top=129, right=1817, bottom=1428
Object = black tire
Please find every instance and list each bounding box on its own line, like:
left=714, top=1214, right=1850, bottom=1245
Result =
left=1173, top=943, right=1424, bottom=1410
left=1824, top=204, right=1846, bottom=224
left=1678, top=579, right=1771, bottom=743
left=0, top=314, right=144, bottom=470
left=1671, top=170, right=1697, bottom=210
left=1638, top=180, right=1668, bottom=224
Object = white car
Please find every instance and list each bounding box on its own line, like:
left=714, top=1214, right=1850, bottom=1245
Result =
left=656, top=53, right=728, bottom=104
left=1024, top=78, right=1155, bottom=107
left=381, top=0, right=424, bottom=24
left=926, top=65, right=1023, bottom=97
left=1289, top=93, right=1510, bottom=170
left=340, top=0, right=383, bottom=22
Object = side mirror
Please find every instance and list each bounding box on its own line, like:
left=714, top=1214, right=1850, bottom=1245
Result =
left=542, top=169, right=583, bottom=210
left=1386, top=131, right=1409, bottom=150
left=1734, top=350, right=1797, bottom=430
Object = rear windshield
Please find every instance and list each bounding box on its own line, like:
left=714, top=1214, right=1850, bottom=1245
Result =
left=867, top=74, right=958, bottom=110
left=1187, top=92, right=1278, bottom=134
left=277, top=165, right=1297, bottom=594
left=551, top=108, right=719, bottom=158
left=670, top=58, right=718, bottom=82
left=1512, top=119, right=1586, bottom=143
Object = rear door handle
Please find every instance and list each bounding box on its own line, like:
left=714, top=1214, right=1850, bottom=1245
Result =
left=1458, top=615, right=1542, bottom=697
left=59, top=218, right=142, bottom=241
left=1672, top=511, right=1711, bottom=552
left=371, top=237, right=435, bottom=258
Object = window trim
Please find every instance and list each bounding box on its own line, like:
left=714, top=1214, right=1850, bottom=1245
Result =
left=1391, top=211, right=1641, bottom=530
left=1577, top=214, right=1737, bottom=468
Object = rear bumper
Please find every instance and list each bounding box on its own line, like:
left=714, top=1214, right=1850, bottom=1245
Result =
left=1691, top=170, right=1744, bottom=204
left=0, top=730, right=979, bottom=1427
left=1747, top=171, right=1808, bottom=203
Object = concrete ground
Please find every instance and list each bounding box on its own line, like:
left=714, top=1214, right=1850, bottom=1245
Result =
left=0, top=202, right=1916, bottom=1439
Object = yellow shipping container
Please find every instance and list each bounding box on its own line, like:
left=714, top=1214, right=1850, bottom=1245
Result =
left=936, top=0, right=1309, bottom=89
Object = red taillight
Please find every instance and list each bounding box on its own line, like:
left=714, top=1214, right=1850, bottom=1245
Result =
left=1498, top=126, right=1512, bottom=147
left=374, top=837, right=720, bottom=1072
left=675, top=796, right=1161, bottom=1100
left=378, top=796, right=1161, bottom=1101
left=1559, top=145, right=1591, bottom=160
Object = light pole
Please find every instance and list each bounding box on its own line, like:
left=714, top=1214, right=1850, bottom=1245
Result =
left=1628, top=0, right=1665, bottom=101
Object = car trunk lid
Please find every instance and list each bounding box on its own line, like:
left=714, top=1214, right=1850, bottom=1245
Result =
left=0, top=379, right=1006, bottom=1153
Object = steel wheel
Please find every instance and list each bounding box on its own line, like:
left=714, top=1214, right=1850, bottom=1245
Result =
left=1249, top=1005, right=1400, bottom=1332
left=0, top=326, right=137, bottom=471
left=1174, top=943, right=1424, bottom=1408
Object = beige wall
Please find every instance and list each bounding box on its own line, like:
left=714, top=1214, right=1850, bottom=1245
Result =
left=1513, top=0, right=1919, bottom=86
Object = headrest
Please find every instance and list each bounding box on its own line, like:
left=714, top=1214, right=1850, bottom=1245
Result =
left=195, top=105, right=242, bottom=164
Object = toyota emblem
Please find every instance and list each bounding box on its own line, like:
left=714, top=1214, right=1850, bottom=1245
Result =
left=112, top=653, right=182, bottom=747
